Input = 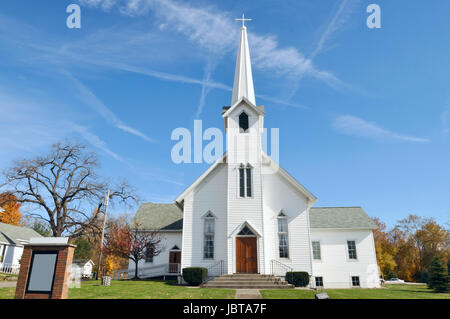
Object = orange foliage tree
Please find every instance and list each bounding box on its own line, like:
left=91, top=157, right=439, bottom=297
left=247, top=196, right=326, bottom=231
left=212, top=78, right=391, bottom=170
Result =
left=0, top=193, right=22, bottom=225
left=104, top=221, right=163, bottom=279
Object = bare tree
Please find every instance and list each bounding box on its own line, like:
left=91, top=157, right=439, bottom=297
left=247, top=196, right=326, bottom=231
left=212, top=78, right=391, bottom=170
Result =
left=1, top=141, right=137, bottom=238
left=104, top=221, right=163, bottom=279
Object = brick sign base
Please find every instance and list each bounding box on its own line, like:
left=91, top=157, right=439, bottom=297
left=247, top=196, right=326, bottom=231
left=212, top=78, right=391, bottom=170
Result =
left=15, top=243, right=75, bottom=299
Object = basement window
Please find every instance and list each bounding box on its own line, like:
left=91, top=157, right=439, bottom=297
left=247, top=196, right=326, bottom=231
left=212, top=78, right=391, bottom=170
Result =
left=351, top=276, right=360, bottom=287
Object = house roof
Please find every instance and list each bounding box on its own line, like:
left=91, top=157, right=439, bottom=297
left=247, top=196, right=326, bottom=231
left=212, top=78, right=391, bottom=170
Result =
left=309, top=207, right=377, bottom=229
left=73, top=259, right=95, bottom=265
left=0, top=222, right=43, bottom=246
left=133, top=202, right=183, bottom=231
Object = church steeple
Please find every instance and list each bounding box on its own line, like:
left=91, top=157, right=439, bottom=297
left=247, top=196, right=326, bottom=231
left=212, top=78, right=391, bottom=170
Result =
left=231, top=14, right=256, bottom=106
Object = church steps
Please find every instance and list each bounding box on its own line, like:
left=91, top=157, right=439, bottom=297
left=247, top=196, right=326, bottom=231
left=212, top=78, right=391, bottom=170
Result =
left=202, top=274, right=294, bottom=289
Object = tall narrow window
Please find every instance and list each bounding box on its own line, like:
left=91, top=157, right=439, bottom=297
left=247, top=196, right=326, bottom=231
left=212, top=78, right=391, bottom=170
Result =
left=278, top=212, right=289, bottom=258
left=312, top=241, right=321, bottom=260
left=204, top=214, right=215, bottom=259
left=239, top=112, right=249, bottom=132
left=239, top=164, right=252, bottom=198
left=246, top=167, right=252, bottom=197
left=347, top=240, right=357, bottom=260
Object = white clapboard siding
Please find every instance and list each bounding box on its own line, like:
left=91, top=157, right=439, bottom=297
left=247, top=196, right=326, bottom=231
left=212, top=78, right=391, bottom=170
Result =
left=310, top=229, right=380, bottom=288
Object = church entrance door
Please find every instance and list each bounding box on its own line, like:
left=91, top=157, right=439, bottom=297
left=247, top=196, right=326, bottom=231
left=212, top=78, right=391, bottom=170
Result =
left=236, top=237, right=257, bottom=273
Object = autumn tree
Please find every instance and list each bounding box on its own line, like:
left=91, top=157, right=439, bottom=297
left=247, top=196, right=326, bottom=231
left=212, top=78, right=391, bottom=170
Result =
left=104, top=220, right=163, bottom=279
left=396, top=215, right=449, bottom=280
left=0, top=193, right=22, bottom=225
left=372, top=217, right=396, bottom=278
left=1, top=142, right=137, bottom=238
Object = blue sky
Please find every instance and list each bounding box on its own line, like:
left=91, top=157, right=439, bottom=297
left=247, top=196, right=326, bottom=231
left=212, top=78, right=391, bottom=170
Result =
left=0, top=0, right=449, bottom=227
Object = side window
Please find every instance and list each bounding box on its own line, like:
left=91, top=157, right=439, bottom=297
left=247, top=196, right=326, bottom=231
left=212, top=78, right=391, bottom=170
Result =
left=278, top=212, right=289, bottom=258
left=347, top=240, right=357, bottom=260
left=203, top=214, right=215, bottom=259
left=312, top=241, right=321, bottom=260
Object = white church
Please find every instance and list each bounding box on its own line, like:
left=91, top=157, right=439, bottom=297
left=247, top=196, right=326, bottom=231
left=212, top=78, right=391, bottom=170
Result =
left=130, top=21, right=380, bottom=289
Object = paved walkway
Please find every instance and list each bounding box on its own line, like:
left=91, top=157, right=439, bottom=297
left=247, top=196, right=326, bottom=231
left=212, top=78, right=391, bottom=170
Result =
left=0, top=281, right=17, bottom=288
left=235, top=289, right=262, bottom=299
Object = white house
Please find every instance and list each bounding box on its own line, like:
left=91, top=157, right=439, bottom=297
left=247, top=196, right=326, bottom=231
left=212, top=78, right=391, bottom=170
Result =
left=72, top=259, right=95, bottom=279
left=0, top=222, right=42, bottom=273
left=130, top=23, right=380, bottom=289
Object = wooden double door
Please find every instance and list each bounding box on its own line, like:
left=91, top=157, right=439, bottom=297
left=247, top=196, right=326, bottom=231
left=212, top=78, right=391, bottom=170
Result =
left=236, top=237, right=258, bottom=273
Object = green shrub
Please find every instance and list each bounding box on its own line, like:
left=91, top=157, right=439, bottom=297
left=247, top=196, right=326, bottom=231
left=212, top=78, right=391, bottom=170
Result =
left=182, top=267, right=207, bottom=286
left=285, top=271, right=310, bottom=287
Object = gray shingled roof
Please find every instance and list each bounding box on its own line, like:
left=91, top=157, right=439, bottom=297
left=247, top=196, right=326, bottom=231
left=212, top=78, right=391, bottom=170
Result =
left=0, top=222, right=43, bottom=246
left=309, top=207, right=377, bottom=229
left=134, top=203, right=183, bottom=231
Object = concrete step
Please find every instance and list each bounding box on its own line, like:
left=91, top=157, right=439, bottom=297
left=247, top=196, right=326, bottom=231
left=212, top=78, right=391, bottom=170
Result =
left=203, top=284, right=293, bottom=289
left=206, top=280, right=286, bottom=285
left=207, top=278, right=281, bottom=282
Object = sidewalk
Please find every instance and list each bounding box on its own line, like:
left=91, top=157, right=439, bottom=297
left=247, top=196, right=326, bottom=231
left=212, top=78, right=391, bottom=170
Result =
left=235, top=289, right=262, bottom=299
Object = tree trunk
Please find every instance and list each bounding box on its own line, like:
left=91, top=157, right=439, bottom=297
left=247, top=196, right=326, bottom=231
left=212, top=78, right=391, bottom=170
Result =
left=134, top=259, right=139, bottom=280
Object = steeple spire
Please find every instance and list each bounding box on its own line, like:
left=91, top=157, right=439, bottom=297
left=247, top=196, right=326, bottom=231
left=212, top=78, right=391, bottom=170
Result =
left=231, top=14, right=255, bottom=106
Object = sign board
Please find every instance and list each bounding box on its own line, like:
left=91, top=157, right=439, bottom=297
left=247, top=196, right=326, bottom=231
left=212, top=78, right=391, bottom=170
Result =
left=26, top=251, right=58, bottom=294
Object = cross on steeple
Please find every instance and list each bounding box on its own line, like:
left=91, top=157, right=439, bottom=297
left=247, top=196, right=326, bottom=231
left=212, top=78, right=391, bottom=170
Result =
left=235, top=13, right=252, bottom=28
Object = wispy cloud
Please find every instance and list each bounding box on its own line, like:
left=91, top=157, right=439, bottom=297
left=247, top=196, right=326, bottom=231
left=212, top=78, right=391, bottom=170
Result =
left=69, top=123, right=123, bottom=161
left=64, top=71, right=157, bottom=143
left=78, top=0, right=339, bottom=85
left=310, top=0, right=360, bottom=59
left=0, top=89, right=123, bottom=161
left=333, top=115, right=430, bottom=143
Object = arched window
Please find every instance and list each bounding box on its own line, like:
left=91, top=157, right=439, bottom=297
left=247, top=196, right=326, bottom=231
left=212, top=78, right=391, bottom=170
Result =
left=203, top=212, right=215, bottom=259
left=239, top=112, right=249, bottom=133
left=239, top=164, right=252, bottom=197
left=277, top=212, right=289, bottom=258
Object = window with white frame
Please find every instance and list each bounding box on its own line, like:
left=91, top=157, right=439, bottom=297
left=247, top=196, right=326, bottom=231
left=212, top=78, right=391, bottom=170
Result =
left=312, top=241, right=321, bottom=260
left=315, top=276, right=324, bottom=287
left=145, top=244, right=154, bottom=263
left=351, top=276, right=360, bottom=287
left=278, top=212, right=289, bottom=258
left=347, top=240, right=357, bottom=260
left=203, top=212, right=215, bottom=259
left=239, top=164, right=252, bottom=198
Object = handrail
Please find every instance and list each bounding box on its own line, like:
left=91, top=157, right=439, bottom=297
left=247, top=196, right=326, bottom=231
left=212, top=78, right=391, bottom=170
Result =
left=270, top=259, right=293, bottom=277
left=204, top=260, right=225, bottom=283
left=112, top=263, right=181, bottom=280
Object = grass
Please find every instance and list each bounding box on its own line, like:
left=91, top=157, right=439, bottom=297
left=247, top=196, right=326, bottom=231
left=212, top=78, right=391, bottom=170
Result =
left=69, top=280, right=235, bottom=299
left=260, top=284, right=450, bottom=299
left=1, top=281, right=449, bottom=299
left=0, top=279, right=235, bottom=299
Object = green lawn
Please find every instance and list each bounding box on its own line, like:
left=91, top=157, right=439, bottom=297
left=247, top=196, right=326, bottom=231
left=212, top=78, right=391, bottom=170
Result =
left=261, top=284, right=450, bottom=299
left=0, top=280, right=235, bottom=299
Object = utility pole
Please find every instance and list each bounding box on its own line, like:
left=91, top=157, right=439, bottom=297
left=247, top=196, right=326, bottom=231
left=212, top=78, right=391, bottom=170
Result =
left=97, top=190, right=110, bottom=279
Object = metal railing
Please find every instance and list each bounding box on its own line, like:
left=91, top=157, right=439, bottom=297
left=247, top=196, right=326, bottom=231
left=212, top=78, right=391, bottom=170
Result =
left=204, top=260, right=225, bottom=283
left=270, top=259, right=293, bottom=277
left=0, top=263, right=20, bottom=275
